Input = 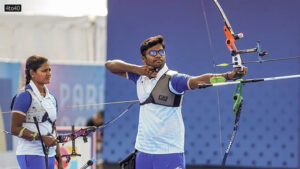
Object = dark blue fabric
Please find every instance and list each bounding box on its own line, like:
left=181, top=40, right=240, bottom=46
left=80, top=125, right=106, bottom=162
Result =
left=128, top=71, right=190, bottom=93
left=136, top=152, right=185, bottom=169
left=25, top=84, right=32, bottom=90
left=50, top=92, right=59, bottom=112
left=12, top=91, right=31, bottom=114
left=12, top=84, right=32, bottom=114
left=170, top=73, right=190, bottom=93
left=128, top=72, right=140, bottom=84
left=17, top=155, right=55, bottom=169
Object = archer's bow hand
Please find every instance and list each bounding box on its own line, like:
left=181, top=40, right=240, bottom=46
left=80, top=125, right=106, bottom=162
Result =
left=41, top=135, right=58, bottom=147
left=228, top=67, right=248, bottom=80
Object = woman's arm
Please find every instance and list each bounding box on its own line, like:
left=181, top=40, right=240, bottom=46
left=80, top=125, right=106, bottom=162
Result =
left=10, top=112, right=38, bottom=141
left=10, top=112, right=58, bottom=146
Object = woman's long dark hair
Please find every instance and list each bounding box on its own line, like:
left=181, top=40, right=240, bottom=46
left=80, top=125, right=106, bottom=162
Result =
left=25, top=55, right=48, bottom=85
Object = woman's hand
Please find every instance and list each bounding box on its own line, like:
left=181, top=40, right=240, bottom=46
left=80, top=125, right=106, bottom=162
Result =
left=41, top=135, right=58, bottom=147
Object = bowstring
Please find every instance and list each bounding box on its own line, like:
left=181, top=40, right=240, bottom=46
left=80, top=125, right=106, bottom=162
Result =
left=0, top=99, right=140, bottom=114
left=201, top=0, right=223, bottom=162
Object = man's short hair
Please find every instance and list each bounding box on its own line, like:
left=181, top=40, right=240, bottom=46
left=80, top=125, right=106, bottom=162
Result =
left=140, top=35, right=165, bottom=56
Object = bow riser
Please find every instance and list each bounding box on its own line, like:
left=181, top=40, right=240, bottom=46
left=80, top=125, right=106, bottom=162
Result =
left=214, top=0, right=267, bottom=68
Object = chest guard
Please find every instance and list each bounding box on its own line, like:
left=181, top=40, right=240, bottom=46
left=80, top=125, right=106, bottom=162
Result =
left=140, top=70, right=183, bottom=107
left=24, top=89, right=54, bottom=124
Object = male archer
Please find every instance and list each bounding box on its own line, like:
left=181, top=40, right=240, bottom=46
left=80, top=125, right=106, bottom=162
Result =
left=105, top=35, right=247, bottom=169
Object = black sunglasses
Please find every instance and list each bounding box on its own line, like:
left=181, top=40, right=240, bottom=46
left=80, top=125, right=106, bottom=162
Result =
left=149, top=49, right=166, bottom=57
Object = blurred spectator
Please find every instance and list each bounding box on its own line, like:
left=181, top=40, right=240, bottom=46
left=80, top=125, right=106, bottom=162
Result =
left=86, top=110, right=104, bottom=127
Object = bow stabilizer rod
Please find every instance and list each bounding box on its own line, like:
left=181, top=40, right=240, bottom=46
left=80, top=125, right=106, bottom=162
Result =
left=198, top=74, right=300, bottom=89
left=216, top=55, right=300, bottom=67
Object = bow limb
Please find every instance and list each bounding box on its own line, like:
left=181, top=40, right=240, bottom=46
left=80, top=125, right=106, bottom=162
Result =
left=221, top=80, right=243, bottom=168
left=57, top=102, right=137, bottom=143
left=213, top=0, right=244, bottom=68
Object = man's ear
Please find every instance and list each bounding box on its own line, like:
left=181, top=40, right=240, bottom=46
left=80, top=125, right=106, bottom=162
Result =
left=141, top=55, right=146, bottom=63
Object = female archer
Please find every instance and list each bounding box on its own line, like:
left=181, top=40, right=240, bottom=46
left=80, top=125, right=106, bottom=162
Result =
left=11, top=55, right=63, bottom=169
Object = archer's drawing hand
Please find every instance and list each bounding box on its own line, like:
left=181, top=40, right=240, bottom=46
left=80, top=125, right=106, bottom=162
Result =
left=138, top=65, right=158, bottom=78
left=228, top=67, right=248, bottom=80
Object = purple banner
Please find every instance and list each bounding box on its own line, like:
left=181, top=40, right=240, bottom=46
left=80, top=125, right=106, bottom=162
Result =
left=46, top=63, right=105, bottom=126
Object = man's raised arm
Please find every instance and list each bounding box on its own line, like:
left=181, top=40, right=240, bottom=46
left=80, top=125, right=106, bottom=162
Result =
left=105, top=59, right=158, bottom=78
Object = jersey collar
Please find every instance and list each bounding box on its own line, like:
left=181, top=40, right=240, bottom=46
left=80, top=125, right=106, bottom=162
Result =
left=155, top=64, right=168, bottom=80
left=29, top=80, right=50, bottom=99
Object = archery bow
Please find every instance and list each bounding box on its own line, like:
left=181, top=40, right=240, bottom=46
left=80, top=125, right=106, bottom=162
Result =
left=203, top=0, right=267, bottom=168
left=210, top=0, right=246, bottom=167
left=57, top=102, right=136, bottom=143
left=212, top=0, right=266, bottom=166
left=205, top=1, right=300, bottom=168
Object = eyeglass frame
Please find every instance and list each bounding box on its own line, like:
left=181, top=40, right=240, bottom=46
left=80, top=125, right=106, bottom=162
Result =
left=148, top=49, right=166, bottom=57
